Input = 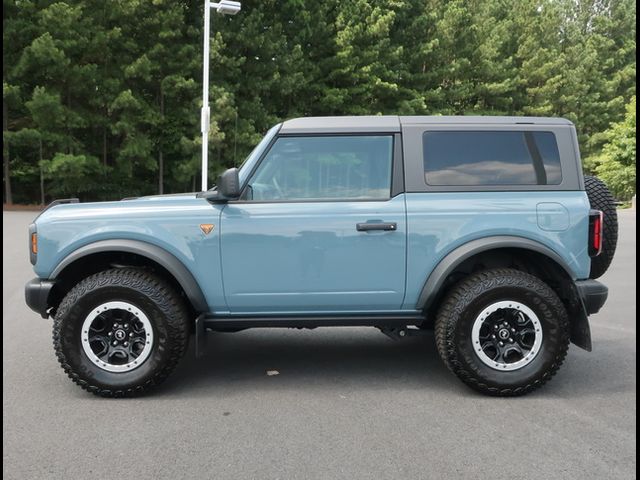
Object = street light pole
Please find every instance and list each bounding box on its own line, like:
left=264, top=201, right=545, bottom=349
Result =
left=201, top=0, right=241, bottom=191
left=201, top=1, right=211, bottom=191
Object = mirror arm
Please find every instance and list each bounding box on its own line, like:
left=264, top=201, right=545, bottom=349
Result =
left=196, top=190, right=229, bottom=202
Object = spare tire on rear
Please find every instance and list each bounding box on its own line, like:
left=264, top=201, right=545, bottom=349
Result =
left=584, top=175, right=618, bottom=279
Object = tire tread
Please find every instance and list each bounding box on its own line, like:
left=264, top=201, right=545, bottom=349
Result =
left=584, top=175, right=618, bottom=279
left=435, top=268, right=570, bottom=396
left=52, top=268, right=190, bottom=397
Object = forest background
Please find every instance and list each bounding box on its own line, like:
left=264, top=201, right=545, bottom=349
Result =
left=3, top=0, right=636, bottom=204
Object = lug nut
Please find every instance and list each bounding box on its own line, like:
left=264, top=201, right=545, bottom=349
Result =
left=509, top=338, right=514, bottom=343
left=124, top=323, right=129, bottom=329
left=492, top=335, right=496, bottom=339
left=129, top=332, right=134, bottom=337
left=123, top=342, right=129, bottom=347
left=499, top=341, right=504, bottom=347
left=494, top=325, right=499, bottom=330
left=112, top=341, right=118, bottom=346
left=511, top=328, right=516, bottom=333
left=108, top=332, right=113, bottom=336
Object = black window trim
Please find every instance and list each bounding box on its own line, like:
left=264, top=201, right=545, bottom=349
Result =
left=232, top=131, right=405, bottom=204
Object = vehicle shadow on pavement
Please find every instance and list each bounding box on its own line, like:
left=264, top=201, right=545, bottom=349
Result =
left=154, top=330, right=636, bottom=399
left=156, top=328, right=462, bottom=397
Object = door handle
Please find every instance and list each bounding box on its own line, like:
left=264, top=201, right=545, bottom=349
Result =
left=356, top=222, right=398, bottom=232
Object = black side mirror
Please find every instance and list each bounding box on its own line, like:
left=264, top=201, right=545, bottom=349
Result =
left=217, top=167, right=240, bottom=199
left=197, top=167, right=240, bottom=202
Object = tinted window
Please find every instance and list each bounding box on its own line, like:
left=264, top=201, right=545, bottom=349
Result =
left=423, top=131, right=562, bottom=186
left=245, top=136, right=393, bottom=201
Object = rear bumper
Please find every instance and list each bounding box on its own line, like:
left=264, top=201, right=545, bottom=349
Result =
left=25, top=278, right=55, bottom=318
left=575, top=279, right=608, bottom=315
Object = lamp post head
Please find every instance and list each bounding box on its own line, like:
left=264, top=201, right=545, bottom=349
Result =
left=211, top=0, right=241, bottom=15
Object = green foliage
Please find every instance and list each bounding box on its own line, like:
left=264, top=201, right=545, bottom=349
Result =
left=593, top=97, right=636, bottom=200
left=2, top=0, right=636, bottom=203
left=41, top=153, right=104, bottom=198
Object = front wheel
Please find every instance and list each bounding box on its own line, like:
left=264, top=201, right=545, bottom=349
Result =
left=435, top=268, right=570, bottom=396
left=53, top=269, right=190, bottom=397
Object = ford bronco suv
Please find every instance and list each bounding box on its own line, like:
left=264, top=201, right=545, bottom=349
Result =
left=25, top=116, right=618, bottom=397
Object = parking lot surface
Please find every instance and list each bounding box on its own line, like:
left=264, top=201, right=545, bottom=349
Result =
left=3, top=210, right=636, bottom=480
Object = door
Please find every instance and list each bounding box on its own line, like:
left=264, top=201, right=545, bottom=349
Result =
left=220, top=134, right=407, bottom=314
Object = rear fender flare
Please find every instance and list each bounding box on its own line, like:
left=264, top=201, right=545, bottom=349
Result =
left=416, top=236, right=574, bottom=309
left=416, top=236, right=591, bottom=351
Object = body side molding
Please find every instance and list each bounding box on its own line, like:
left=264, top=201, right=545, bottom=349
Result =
left=50, top=239, right=208, bottom=313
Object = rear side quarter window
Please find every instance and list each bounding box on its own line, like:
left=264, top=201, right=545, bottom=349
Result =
left=422, top=131, right=562, bottom=186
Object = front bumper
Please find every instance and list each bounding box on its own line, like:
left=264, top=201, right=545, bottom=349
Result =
left=575, top=279, right=608, bottom=315
left=25, top=278, right=55, bottom=318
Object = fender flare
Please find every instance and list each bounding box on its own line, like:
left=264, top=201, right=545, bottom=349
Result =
left=416, top=236, right=575, bottom=310
left=50, top=239, right=208, bottom=313
left=416, top=235, right=591, bottom=351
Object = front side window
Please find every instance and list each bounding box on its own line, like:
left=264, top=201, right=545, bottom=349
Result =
left=423, top=131, right=562, bottom=186
left=244, top=135, right=393, bottom=201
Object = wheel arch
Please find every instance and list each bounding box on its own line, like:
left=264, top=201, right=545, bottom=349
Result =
left=48, top=239, right=208, bottom=315
left=418, top=236, right=591, bottom=351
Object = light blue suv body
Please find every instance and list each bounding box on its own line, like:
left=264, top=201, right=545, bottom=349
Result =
left=32, top=188, right=591, bottom=316
left=25, top=116, right=611, bottom=396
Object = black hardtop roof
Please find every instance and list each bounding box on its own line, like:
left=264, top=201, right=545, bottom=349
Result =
left=280, top=115, right=573, bottom=134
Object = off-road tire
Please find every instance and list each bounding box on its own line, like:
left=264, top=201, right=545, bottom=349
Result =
left=435, top=268, right=570, bottom=396
left=584, top=175, right=618, bottom=279
left=53, top=268, right=190, bottom=397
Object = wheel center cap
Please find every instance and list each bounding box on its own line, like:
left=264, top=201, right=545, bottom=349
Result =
left=498, top=328, right=510, bottom=340
left=114, top=329, right=126, bottom=341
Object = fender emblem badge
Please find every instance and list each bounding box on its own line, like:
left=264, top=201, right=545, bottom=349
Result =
left=200, top=224, right=215, bottom=235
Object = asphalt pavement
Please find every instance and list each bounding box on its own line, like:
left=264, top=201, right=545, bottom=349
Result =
left=3, top=210, right=636, bottom=480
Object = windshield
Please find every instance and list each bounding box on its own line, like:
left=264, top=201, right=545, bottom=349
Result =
left=237, top=123, right=281, bottom=187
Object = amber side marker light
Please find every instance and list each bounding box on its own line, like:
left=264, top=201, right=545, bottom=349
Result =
left=31, top=232, right=38, bottom=254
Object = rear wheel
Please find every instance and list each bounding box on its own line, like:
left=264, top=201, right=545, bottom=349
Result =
left=53, top=269, right=190, bottom=397
left=435, top=268, right=570, bottom=396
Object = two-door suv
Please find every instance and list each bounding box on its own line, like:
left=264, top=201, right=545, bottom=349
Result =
left=25, top=116, right=618, bottom=397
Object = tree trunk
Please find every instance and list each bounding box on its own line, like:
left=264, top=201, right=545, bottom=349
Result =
left=39, top=138, right=45, bottom=206
left=233, top=111, right=238, bottom=165
left=3, top=101, right=12, bottom=205
left=66, top=83, right=73, bottom=155
left=158, top=150, right=164, bottom=194
left=158, top=85, right=164, bottom=194
left=102, top=125, right=108, bottom=167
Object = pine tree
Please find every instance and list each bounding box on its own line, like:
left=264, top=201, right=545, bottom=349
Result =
left=594, top=96, right=636, bottom=200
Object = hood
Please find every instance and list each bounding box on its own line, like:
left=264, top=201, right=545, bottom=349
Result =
left=34, top=192, right=211, bottom=224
